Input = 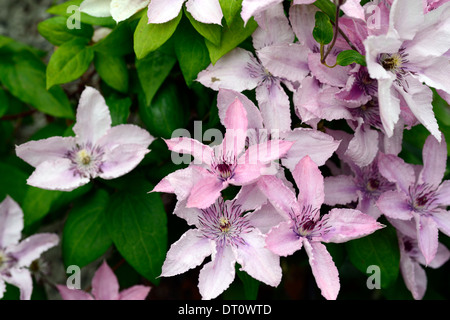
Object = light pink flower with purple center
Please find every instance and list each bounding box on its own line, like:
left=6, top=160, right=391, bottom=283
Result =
left=159, top=194, right=282, bottom=300
left=0, top=196, right=59, bottom=300
left=257, top=156, right=384, bottom=300
left=376, top=133, right=450, bottom=264
left=16, top=86, right=154, bottom=192
left=57, top=261, right=151, bottom=300
left=80, top=0, right=149, bottom=23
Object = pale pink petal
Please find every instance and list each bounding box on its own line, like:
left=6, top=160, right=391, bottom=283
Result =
left=119, top=285, right=151, bottom=300
left=281, top=128, right=341, bottom=171
left=15, top=136, right=76, bottom=168
left=292, top=156, right=324, bottom=210
left=231, top=163, right=266, bottom=186
left=255, top=80, right=291, bottom=132
left=320, top=209, right=384, bottom=243
left=236, top=229, right=282, bottom=287
left=3, top=268, right=33, bottom=300
left=415, top=214, right=439, bottom=265
left=196, top=48, right=261, bottom=92
left=98, top=144, right=149, bottom=180
left=289, top=4, right=317, bottom=51
left=147, top=0, right=184, bottom=24
left=430, top=210, right=450, bottom=237
left=164, top=137, right=213, bottom=166
left=9, top=233, right=59, bottom=268
left=428, top=241, right=450, bottom=269
left=388, top=0, right=424, bottom=40
left=400, top=253, right=427, bottom=300
left=436, top=181, right=450, bottom=206
left=252, top=3, right=295, bottom=49
left=378, top=153, right=415, bottom=193
left=27, top=158, right=90, bottom=191
left=246, top=203, right=285, bottom=234
left=186, top=175, right=225, bottom=209
left=257, top=44, right=310, bottom=83
left=186, top=0, right=223, bottom=25
left=376, top=190, right=413, bottom=220
left=91, top=261, right=120, bottom=300
left=0, top=279, right=5, bottom=300
left=418, top=133, right=446, bottom=188
left=257, top=175, right=300, bottom=219
left=416, top=57, right=450, bottom=96
left=378, top=76, right=401, bottom=138
left=323, top=175, right=359, bottom=206
left=217, top=89, right=263, bottom=130
left=0, top=196, right=23, bottom=248
left=198, top=245, right=236, bottom=300
left=308, top=52, right=351, bottom=88
left=303, top=240, right=340, bottom=300
left=364, top=35, right=403, bottom=81
left=56, top=285, right=94, bottom=300
left=98, top=124, right=154, bottom=151
left=233, top=183, right=268, bottom=212
left=110, top=0, right=149, bottom=22
left=80, top=0, right=112, bottom=17
left=341, top=0, right=365, bottom=20
left=240, top=0, right=283, bottom=25
left=344, top=123, right=379, bottom=168
left=222, top=98, right=248, bottom=157
left=73, top=87, right=112, bottom=145
left=265, top=220, right=302, bottom=256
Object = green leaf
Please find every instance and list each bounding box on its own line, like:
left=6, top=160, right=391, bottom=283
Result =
left=63, top=189, right=113, bottom=268
left=237, top=267, right=260, bottom=300
left=105, top=94, right=131, bottom=126
left=134, top=9, right=182, bottom=59
left=136, top=50, right=177, bottom=106
left=37, top=16, right=94, bottom=46
left=94, top=52, right=129, bottom=93
left=314, top=0, right=337, bottom=22
left=313, top=11, right=334, bottom=45
left=92, top=21, right=134, bottom=56
left=0, top=50, right=74, bottom=119
left=219, top=0, right=243, bottom=26
left=0, top=35, right=14, bottom=49
left=345, top=224, right=400, bottom=289
left=174, top=17, right=211, bottom=87
left=205, top=15, right=258, bottom=64
left=184, top=9, right=222, bottom=46
left=335, top=50, right=367, bottom=66
left=0, top=162, right=28, bottom=204
left=106, top=178, right=167, bottom=283
left=0, top=89, right=9, bottom=118
left=46, top=38, right=94, bottom=89
left=47, top=0, right=116, bottom=28
left=139, top=82, right=188, bottom=139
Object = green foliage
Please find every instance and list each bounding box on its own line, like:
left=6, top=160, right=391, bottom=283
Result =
left=313, top=11, right=334, bottom=45
left=335, top=50, right=367, bottom=66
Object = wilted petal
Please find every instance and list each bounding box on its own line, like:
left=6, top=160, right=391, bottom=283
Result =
left=9, top=233, right=59, bottom=268
left=378, top=153, right=415, bottom=193
left=15, top=136, right=76, bottom=168
left=292, top=156, right=324, bottom=210
left=257, top=44, right=310, bottom=83
left=186, top=175, right=225, bottom=209
left=56, top=285, right=94, bottom=300
left=281, top=128, right=340, bottom=171
left=321, top=208, right=384, bottom=243
left=0, top=196, right=24, bottom=248
left=186, top=0, right=223, bottom=25
left=73, top=87, right=112, bottom=146
left=91, top=261, right=120, bottom=300
left=303, top=240, right=340, bottom=300
left=197, top=48, right=261, bottom=92
left=198, top=245, right=236, bottom=300
left=376, top=190, right=412, bottom=220
left=3, top=268, right=33, bottom=300
left=98, top=144, right=149, bottom=180
left=266, top=220, right=302, bottom=256
left=119, top=285, right=151, bottom=300
left=110, top=0, right=149, bottom=22
left=80, top=0, right=112, bottom=17
left=323, top=175, right=358, bottom=206
left=236, top=229, right=282, bottom=287
left=161, top=229, right=213, bottom=277
left=27, top=158, right=90, bottom=191
left=147, top=0, right=184, bottom=24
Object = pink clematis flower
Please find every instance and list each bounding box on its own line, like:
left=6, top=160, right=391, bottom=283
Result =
left=376, top=133, right=450, bottom=264
left=160, top=194, right=282, bottom=300
left=80, top=0, right=149, bottom=23
left=364, top=0, right=450, bottom=141
left=16, top=86, right=154, bottom=192
left=0, top=196, right=59, bottom=300
left=57, top=261, right=151, bottom=300
left=154, top=97, right=293, bottom=209
left=147, top=0, right=223, bottom=25
left=390, top=218, right=450, bottom=300
left=257, top=156, right=383, bottom=300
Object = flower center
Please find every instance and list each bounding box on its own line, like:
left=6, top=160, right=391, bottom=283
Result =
left=297, top=219, right=316, bottom=237
left=219, top=217, right=231, bottom=233
left=66, top=143, right=105, bottom=178
left=381, top=53, right=403, bottom=72
left=210, top=154, right=237, bottom=182
left=409, top=183, right=438, bottom=213
left=217, top=163, right=233, bottom=181
left=366, top=178, right=380, bottom=192
left=77, top=149, right=92, bottom=165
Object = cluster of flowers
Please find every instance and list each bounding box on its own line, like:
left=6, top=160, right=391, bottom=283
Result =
left=3, top=0, right=450, bottom=300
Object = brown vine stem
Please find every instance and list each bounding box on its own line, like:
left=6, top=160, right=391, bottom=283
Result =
left=0, top=109, right=36, bottom=121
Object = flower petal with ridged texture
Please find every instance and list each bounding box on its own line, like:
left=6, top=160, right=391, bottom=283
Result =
left=147, top=0, right=185, bottom=24
left=91, top=261, right=120, bottom=300
left=0, top=196, right=23, bottom=248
